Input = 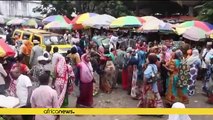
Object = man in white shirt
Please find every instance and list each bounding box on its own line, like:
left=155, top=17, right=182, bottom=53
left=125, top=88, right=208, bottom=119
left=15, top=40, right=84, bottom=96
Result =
left=109, top=32, right=118, bottom=51
left=52, top=47, right=63, bottom=70
left=201, top=42, right=213, bottom=93
left=14, top=68, right=33, bottom=107
left=11, top=66, right=33, bottom=120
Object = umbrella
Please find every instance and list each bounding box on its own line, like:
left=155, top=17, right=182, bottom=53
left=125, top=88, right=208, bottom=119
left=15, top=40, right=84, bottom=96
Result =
left=63, top=16, right=72, bottom=24
left=22, top=18, right=39, bottom=28
left=110, top=16, right=144, bottom=28
left=175, top=21, right=213, bottom=35
left=137, top=20, right=169, bottom=32
left=44, top=21, right=72, bottom=30
left=0, top=39, right=15, bottom=57
left=83, top=14, right=116, bottom=29
left=182, top=26, right=207, bottom=41
left=140, top=16, right=160, bottom=23
left=42, top=15, right=68, bottom=24
left=0, top=15, right=10, bottom=24
left=206, top=30, right=213, bottom=38
left=6, top=18, right=26, bottom=25
left=71, top=13, right=98, bottom=30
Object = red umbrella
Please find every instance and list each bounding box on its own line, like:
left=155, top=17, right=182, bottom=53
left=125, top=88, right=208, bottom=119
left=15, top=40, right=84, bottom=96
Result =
left=63, top=16, right=72, bottom=24
left=0, top=39, right=15, bottom=57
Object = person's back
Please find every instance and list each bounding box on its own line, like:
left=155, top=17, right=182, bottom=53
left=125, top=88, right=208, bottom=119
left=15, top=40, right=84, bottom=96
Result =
left=29, top=40, right=43, bottom=67
left=31, top=85, right=58, bottom=108
left=31, top=72, right=59, bottom=120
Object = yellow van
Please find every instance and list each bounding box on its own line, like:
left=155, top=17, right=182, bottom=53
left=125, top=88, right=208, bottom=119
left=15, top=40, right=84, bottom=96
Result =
left=12, top=29, right=72, bottom=54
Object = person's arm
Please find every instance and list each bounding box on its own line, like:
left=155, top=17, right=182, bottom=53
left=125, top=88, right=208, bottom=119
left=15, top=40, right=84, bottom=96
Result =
left=52, top=90, right=60, bottom=119
left=27, top=86, right=33, bottom=106
left=30, top=91, right=35, bottom=108
left=25, top=76, right=33, bottom=106
left=0, top=64, right=7, bottom=77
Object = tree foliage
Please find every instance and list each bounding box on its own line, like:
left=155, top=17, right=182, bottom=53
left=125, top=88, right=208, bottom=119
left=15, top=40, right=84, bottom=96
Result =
left=33, top=0, right=134, bottom=18
left=196, top=1, right=213, bottom=23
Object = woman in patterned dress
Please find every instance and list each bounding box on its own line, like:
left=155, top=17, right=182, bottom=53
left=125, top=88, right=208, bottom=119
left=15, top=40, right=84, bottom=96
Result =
left=137, top=53, right=163, bottom=108
left=165, top=50, right=189, bottom=107
left=186, top=49, right=201, bottom=96
left=54, top=56, right=73, bottom=107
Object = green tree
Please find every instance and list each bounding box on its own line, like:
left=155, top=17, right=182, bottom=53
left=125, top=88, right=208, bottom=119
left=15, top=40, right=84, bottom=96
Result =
left=195, top=1, right=213, bottom=23
left=33, top=0, right=133, bottom=18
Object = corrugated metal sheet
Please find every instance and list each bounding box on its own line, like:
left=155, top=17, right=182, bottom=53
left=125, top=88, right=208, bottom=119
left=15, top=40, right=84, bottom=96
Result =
left=0, top=1, right=42, bottom=17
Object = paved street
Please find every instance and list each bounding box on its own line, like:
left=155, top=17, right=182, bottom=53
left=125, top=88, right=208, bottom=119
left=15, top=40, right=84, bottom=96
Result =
left=61, top=81, right=213, bottom=120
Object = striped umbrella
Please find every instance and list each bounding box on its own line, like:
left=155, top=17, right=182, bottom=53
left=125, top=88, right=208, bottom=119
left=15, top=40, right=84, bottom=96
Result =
left=182, top=26, right=207, bottom=41
left=44, top=21, right=72, bottom=30
left=0, top=40, right=15, bottom=57
left=42, top=15, right=69, bottom=24
left=175, top=20, right=213, bottom=35
left=71, top=13, right=99, bottom=30
left=110, top=16, right=144, bottom=28
left=6, top=18, right=26, bottom=25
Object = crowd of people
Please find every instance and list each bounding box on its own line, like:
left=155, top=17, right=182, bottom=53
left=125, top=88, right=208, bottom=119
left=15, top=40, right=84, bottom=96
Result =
left=0, top=26, right=213, bottom=120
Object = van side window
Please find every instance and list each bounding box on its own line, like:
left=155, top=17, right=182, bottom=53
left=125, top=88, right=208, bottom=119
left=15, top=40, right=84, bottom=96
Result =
left=23, top=33, right=31, bottom=40
left=33, top=35, right=41, bottom=43
left=14, top=31, right=21, bottom=37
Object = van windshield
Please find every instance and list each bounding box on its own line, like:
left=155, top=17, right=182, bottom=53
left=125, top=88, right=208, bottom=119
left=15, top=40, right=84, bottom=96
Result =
left=43, top=35, right=67, bottom=45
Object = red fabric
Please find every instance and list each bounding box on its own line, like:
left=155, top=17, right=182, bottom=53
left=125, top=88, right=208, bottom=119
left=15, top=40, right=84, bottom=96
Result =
left=77, top=82, right=93, bottom=107
left=122, top=68, right=128, bottom=90
left=70, top=15, right=84, bottom=30
left=208, top=95, right=213, bottom=104
left=11, top=63, right=28, bottom=74
left=63, top=16, right=72, bottom=24
left=0, top=40, right=15, bottom=57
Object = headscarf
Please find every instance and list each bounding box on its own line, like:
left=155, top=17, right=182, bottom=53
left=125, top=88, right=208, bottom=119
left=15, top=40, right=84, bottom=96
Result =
left=168, top=102, right=191, bottom=120
left=79, top=54, right=93, bottom=83
left=186, top=49, right=200, bottom=66
left=21, top=40, right=32, bottom=55
left=175, top=49, right=183, bottom=60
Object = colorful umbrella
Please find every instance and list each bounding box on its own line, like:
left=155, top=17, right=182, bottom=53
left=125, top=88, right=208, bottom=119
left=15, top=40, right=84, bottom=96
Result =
left=44, top=21, right=72, bottom=30
left=182, top=26, right=207, bottom=41
left=71, top=13, right=98, bottom=30
left=6, top=18, right=26, bottom=25
left=206, top=30, right=213, bottom=38
left=0, top=40, right=15, bottom=57
left=83, top=14, right=116, bottom=29
left=176, top=21, right=213, bottom=34
left=42, top=15, right=68, bottom=24
left=110, top=16, right=144, bottom=28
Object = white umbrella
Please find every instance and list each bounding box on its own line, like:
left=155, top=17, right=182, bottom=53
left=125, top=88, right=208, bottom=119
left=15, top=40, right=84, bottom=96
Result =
left=0, top=15, right=9, bottom=24
left=138, top=20, right=165, bottom=32
left=83, top=14, right=116, bottom=29
left=6, top=18, right=26, bottom=25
